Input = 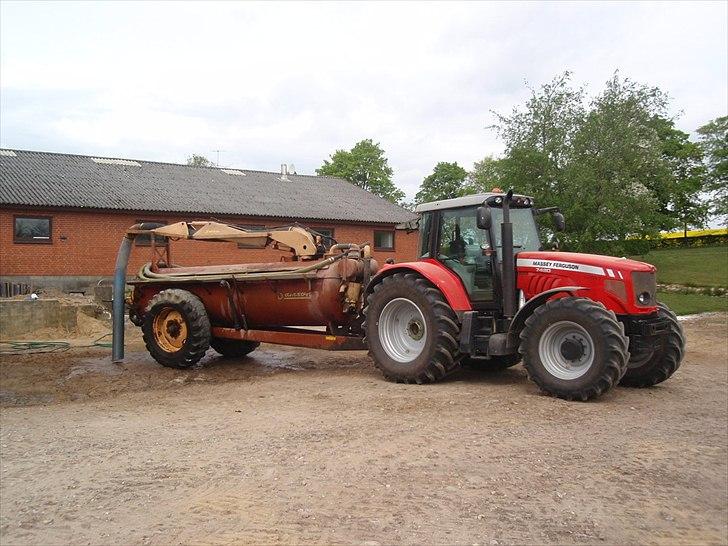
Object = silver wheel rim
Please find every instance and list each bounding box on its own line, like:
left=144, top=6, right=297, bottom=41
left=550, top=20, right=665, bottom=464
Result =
left=378, top=298, right=427, bottom=363
left=538, top=320, right=595, bottom=380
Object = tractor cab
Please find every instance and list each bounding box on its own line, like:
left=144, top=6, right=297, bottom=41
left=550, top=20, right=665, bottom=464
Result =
left=415, top=192, right=561, bottom=309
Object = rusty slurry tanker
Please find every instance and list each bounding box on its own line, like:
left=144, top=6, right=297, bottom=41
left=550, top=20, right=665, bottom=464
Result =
left=112, top=190, right=685, bottom=401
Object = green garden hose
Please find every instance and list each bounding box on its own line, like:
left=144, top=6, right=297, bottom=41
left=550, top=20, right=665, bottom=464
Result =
left=0, top=334, right=113, bottom=355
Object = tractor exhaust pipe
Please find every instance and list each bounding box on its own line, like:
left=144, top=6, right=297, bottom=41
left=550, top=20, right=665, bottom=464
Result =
left=501, top=190, right=516, bottom=318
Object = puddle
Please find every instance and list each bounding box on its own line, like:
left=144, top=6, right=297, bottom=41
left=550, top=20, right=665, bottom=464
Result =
left=65, top=356, right=126, bottom=379
left=251, top=349, right=308, bottom=371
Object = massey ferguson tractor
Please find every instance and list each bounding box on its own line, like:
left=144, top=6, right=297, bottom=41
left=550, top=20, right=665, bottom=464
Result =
left=112, top=190, right=685, bottom=401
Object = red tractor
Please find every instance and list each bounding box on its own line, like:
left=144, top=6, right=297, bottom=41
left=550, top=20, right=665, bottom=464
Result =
left=114, top=190, right=684, bottom=401
left=362, top=190, right=684, bottom=400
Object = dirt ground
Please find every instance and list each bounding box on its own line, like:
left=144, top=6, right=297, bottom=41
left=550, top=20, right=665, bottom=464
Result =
left=0, top=315, right=726, bottom=545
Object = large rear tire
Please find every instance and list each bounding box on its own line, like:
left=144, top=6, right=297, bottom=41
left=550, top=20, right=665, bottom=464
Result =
left=142, top=289, right=211, bottom=368
left=364, top=272, right=460, bottom=384
left=620, top=303, right=685, bottom=388
left=520, top=297, right=629, bottom=401
left=210, top=338, right=260, bottom=358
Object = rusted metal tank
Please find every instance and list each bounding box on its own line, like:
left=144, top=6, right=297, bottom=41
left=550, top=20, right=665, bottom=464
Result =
left=112, top=221, right=378, bottom=363
left=130, top=253, right=378, bottom=329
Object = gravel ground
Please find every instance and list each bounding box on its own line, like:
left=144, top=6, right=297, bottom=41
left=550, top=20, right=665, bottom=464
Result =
left=0, top=314, right=726, bottom=545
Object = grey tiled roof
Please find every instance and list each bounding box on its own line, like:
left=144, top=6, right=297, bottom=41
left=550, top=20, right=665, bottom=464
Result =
left=0, top=149, right=417, bottom=224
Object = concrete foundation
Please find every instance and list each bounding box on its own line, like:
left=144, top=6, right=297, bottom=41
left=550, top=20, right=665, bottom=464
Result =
left=0, top=276, right=128, bottom=295
left=0, top=299, right=80, bottom=338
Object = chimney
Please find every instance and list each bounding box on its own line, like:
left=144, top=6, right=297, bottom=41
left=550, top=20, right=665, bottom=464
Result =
left=280, top=163, right=290, bottom=181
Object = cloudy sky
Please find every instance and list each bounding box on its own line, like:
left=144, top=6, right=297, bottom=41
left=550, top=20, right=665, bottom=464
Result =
left=1, top=1, right=726, bottom=200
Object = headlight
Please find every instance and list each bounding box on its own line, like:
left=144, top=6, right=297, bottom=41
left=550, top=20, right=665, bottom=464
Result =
left=637, top=291, right=651, bottom=305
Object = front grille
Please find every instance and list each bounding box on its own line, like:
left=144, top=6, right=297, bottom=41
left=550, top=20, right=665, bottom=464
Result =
left=632, top=271, right=657, bottom=307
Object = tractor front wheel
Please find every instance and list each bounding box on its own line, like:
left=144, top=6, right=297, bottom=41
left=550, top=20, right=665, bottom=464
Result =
left=620, top=303, right=685, bottom=388
left=520, top=297, right=629, bottom=401
left=142, top=289, right=211, bottom=368
left=364, top=273, right=460, bottom=384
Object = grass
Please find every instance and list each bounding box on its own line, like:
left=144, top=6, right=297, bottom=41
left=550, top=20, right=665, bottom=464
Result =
left=631, top=246, right=728, bottom=288
left=657, top=291, right=728, bottom=315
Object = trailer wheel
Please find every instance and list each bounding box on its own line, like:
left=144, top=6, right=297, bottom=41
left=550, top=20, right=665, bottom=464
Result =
left=363, top=272, right=460, bottom=384
left=142, top=289, right=211, bottom=368
left=520, top=297, right=629, bottom=401
left=465, top=354, right=521, bottom=371
left=210, top=338, right=260, bottom=358
left=620, top=303, right=685, bottom=388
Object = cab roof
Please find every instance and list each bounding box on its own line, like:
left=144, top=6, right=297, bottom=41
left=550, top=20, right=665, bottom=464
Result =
left=414, top=192, right=534, bottom=213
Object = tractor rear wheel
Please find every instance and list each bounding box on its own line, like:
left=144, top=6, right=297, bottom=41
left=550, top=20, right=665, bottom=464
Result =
left=620, top=303, right=684, bottom=388
left=210, top=338, right=260, bottom=358
left=465, top=354, right=521, bottom=371
left=520, top=297, right=629, bottom=401
left=364, top=272, right=460, bottom=383
left=142, top=289, right=211, bottom=368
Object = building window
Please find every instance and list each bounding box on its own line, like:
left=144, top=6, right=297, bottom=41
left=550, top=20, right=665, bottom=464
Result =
left=313, top=227, right=334, bottom=239
left=14, top=216, right=52, bottom=244
left=312, top=227, right=335, bottom=246
left=374, top=230, right=395, bottom=251
left=135, top=220, right=168, bottom=246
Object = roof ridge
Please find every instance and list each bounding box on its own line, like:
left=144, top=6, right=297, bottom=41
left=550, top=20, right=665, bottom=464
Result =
left=0, top=147, right=341, bottom=180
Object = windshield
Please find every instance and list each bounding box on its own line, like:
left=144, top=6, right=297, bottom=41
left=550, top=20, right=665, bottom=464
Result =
left=491, top=208, right=541, bottom=259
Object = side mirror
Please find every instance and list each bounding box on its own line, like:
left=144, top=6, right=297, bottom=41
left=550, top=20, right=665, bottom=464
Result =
left=476, top=207, right=491, bottom=230
left=553, top=212, right=565, bottom=232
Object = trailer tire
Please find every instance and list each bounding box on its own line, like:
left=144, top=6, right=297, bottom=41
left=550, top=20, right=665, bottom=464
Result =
left=142, top=289, right=211, bottom=368
left=465, top=354, right=521, bottom=371
left=363, top=272, right=460, bottom=384
left=620, top=303, right=684, bottom=388
left=210, top=338, right=260, bottom=358
left=520, top=297, right=629, bottom=401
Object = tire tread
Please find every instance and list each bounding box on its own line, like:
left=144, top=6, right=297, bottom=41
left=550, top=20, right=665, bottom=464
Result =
left=363, top=272, right=460, bottom=384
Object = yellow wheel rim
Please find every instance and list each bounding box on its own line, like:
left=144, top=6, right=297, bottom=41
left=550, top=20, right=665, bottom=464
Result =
left=152, top=307, right=188, bottom=353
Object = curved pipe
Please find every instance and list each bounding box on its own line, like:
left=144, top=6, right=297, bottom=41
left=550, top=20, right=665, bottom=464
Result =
left=136, top=251, right=350, bottom=283
left=112, top=235, right=134, bottom=362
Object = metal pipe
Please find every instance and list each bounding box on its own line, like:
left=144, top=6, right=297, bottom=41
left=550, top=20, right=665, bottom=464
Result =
left=112, top=235, right=133, bottom=362
left=136, top=252, right=349, bottom=283
left=501, top=190, right=516, bottom=318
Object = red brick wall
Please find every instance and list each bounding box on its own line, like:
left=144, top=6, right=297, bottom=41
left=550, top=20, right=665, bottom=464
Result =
left=0, top=207, right=419, bottom=277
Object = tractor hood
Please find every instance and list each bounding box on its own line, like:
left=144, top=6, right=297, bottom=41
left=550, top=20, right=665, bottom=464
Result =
left=516, top=251, right=658, bottom=315
left=517, top=251, right=655, bottom=275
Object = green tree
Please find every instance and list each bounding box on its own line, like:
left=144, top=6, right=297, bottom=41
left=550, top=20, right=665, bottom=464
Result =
left=489, top=72, right=691, bottom=254
left=489, top=71, right=585, bottom=203
left=561, top=75, right=670, bottom=250
left=317, top=139, right=405, bottom=204
left=650, top=116, right=708, bottom=239
left=697, top=116, right=728, bottom=223
left=468, top=156, right=505, bottom=192
left=187, top=154, right=214, bottom=167
left=415, top=161, right=471, bottom=203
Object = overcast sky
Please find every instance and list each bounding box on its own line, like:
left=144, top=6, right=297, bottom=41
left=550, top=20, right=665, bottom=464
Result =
left=1, top=1, right=726, bottom=200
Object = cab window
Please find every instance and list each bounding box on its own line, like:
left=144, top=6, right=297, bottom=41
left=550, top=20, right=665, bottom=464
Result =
left=437, top=206, right=494, bottom=301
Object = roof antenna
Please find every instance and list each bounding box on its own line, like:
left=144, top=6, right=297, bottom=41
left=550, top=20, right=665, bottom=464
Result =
left=211, top=149, right=226, bottom=167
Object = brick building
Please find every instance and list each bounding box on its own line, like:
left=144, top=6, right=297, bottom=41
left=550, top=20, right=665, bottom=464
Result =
left=0, top=149, right=418, bottom=292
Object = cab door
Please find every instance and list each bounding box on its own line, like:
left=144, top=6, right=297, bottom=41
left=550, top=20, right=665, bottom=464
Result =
left=435, top=206, right=495, bottom=302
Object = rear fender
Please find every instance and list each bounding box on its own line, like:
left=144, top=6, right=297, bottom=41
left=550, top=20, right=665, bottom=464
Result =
left=365, top=260, right=472, bottom=312
left=508, top=286, right=587, bottom=338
